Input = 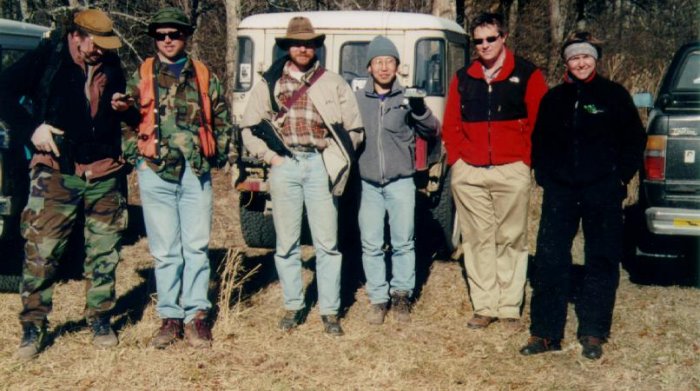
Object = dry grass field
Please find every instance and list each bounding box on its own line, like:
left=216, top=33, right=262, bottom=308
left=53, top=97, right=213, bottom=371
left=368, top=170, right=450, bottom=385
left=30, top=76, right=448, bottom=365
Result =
left=0, top=169, right=698, bottom=390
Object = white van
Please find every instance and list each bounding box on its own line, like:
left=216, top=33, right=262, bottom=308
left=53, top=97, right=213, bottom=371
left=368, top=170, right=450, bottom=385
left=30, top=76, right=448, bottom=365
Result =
left=233, top=11, right=466, bottom=254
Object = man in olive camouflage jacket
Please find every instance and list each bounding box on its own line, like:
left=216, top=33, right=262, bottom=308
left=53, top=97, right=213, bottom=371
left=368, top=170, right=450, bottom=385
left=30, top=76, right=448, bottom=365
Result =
left=113, top=8, right=231, bottom=349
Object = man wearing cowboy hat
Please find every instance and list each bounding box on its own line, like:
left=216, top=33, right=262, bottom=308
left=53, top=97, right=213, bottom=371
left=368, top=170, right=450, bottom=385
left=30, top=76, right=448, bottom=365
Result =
left=0, top=8, right=126, bottom=360
left=113, top=7, right=231, bottom=349
left=241, top=16, right=364, bottom=336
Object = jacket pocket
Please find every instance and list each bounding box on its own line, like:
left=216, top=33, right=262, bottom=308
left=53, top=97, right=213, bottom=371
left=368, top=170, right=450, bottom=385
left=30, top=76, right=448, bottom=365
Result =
left=321, top=138, right=349, bottom=193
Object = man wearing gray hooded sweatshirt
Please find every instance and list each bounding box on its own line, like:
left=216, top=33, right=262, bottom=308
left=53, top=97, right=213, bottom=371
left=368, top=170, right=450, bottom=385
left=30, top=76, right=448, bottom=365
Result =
left=355, top=36, right=439, bottom=325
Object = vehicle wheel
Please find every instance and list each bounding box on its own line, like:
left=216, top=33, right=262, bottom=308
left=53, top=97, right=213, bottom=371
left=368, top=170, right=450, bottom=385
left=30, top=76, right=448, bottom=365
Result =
left=0, top=274, right=21, bottom=293
left=417, top=168, right=457, bottom=259
left=623, top=203, right=699, bottom=286
left=432, top=168, right=457, bottom=252
left=239, top=192, right=276, bottom=249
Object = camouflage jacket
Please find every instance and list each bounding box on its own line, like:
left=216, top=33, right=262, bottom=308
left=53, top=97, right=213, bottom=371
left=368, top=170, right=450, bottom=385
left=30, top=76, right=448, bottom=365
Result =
left=122, top=55, right=231, bottom=182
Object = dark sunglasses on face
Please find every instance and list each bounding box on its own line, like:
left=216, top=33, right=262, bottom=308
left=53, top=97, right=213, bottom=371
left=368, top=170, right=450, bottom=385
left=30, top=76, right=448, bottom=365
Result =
left=472, top=35, right=501, bottom=46
left=154, top=31, right=185, bottom=41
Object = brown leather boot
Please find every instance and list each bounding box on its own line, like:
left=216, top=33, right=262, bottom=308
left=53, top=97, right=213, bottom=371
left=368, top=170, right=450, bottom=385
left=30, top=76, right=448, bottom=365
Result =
left=184, top=311, right=212, bottom=349
left=151, top=319, right=183, bottom=349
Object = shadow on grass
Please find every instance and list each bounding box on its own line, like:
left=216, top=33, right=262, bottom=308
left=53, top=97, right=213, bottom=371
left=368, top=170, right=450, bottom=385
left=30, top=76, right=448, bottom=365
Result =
left=209, top=248, right=280, bottom=325
left=44, top=267, right=153, bottom=346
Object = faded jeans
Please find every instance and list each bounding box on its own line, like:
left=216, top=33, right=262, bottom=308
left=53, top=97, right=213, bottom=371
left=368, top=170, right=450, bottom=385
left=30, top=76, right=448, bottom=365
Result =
left=269, top=152, right=342, bottom=316
left=358, top=177, right=416, bottom=304
left=138, top=162, right=212, bottom=323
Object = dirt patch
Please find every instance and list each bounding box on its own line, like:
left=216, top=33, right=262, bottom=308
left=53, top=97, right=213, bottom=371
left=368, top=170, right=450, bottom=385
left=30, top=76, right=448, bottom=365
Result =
left=0, top=169, right=698, bottom=390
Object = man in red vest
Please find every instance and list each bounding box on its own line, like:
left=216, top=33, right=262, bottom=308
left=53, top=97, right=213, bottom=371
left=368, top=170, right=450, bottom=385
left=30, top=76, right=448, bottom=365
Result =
left=443, top=12, right=547, bottom=331
left=112, top=8, right=231, bottom=349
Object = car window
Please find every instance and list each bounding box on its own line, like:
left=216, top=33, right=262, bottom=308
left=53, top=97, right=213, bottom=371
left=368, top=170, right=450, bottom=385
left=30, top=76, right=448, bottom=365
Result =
left=234, top=36, right=254, bottom=92
left=674, top=50, right=700, bottom=90
left=0, top=49, right=27, bottom=72
left=414, top=39, right=445, bottom=96
left=340, top=41, right=369, bottom=87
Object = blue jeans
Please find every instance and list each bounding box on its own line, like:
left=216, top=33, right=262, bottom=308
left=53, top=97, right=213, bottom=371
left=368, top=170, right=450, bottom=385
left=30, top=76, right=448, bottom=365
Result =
left=138, top=162, right=213, bottom=323
left=269, top=152, right=341, bottom=315
left=358, top=177, right=416, bottom=304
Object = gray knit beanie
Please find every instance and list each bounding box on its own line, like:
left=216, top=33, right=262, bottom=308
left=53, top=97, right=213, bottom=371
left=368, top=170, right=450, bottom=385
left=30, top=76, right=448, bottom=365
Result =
left=366, top=36, right=400, bottom=66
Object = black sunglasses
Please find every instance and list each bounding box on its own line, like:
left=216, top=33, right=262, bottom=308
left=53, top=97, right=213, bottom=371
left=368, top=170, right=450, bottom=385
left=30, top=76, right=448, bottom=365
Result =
left=472, top=35, right=501, bottom=46
left=154, top=31, right=185, bottom=41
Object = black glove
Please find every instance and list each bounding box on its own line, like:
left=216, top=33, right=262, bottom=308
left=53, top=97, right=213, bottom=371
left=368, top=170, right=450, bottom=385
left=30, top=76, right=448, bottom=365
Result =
left=408, top=97, right=426, bottom=116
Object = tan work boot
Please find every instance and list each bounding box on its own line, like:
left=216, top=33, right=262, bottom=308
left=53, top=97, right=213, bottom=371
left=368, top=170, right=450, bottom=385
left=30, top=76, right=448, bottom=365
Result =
left=321, top=315, right=344, bottom=336
left=184, top=311, right=212, bottom=348
left=367, top=302, right=389, bottom=325
left=278, top=310, right=303, bottom=331
left=467, top=314, right=496, bottom=329
left=391, top=291, right=412, bottom=323
left=151, top=318, right=183, bottom=349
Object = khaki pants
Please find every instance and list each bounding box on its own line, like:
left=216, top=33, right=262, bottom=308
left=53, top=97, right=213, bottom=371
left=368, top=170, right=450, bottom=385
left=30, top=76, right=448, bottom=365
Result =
left=451, top=160, right=530, bottom=319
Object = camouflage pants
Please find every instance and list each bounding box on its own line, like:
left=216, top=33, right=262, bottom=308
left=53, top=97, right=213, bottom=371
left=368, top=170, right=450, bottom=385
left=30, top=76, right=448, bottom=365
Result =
left=19, top=165, right=127, bottom=326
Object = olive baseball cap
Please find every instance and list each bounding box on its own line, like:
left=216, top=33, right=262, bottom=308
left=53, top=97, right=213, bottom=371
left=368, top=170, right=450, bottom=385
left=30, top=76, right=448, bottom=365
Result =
left=148, top=7, right=194, bottom=36
left=73, top=9, right=122, bottom=50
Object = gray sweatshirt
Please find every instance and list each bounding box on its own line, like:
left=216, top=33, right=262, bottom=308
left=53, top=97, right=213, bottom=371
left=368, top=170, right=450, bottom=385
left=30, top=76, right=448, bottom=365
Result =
left=355, top=78, right=439, bottom=185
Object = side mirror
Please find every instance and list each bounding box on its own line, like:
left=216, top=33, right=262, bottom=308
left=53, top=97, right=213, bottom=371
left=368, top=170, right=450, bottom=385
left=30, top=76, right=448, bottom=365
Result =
left=633, top=92, right=654, bottom=109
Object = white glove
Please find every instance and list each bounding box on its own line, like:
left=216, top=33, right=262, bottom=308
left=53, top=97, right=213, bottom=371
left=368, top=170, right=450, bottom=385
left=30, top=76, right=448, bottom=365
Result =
left=31, top=123, right=64, bottom=156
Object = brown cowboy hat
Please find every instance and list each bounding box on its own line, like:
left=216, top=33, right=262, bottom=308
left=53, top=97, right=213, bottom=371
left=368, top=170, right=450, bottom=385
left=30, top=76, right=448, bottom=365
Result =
left=275, top=16, right=325, bottom=49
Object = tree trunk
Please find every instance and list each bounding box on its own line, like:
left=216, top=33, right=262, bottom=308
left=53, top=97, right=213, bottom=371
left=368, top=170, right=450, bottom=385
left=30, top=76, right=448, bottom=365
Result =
left=507, top=0, right=518, bottom=38
left=19, top=0, right=29, bottom=21
left=547, top=0, right=567, bottom=78
left=432, top=0, right=455, bottom=21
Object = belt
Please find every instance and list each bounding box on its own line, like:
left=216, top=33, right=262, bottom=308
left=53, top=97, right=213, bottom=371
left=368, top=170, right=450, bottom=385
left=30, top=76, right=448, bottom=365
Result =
left=289, top=145, right=318, bottom=153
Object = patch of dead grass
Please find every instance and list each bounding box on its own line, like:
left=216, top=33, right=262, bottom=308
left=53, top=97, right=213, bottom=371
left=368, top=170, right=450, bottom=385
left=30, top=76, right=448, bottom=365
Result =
left=0, top=169, right=697, bottom=390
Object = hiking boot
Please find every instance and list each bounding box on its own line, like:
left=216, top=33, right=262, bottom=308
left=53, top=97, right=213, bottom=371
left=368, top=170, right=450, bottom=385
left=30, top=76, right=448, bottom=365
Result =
left=279, top=310, right=303, bottom=331
left=17, top=322, right=47, bottom=361
left=184, top=312, right=212, bottom=349
left=391, top=291, right=411, bottom=323
left=321, top=315, right=344, bottom=336
left=467, top=314, right=497, bottom=329
left=579, top=336, right=605, bottom=360
left=367, top=302, right=389, bottom=325
left=151, top=318, right=183, bottom=349
left=91, top=316, right=118, bottom=348
left=519, top=336, right=562, bottom=356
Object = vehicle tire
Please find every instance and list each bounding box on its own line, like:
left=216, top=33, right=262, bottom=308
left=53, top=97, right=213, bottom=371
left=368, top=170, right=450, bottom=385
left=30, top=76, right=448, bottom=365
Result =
left=416, top=168, right=457, bottom=259
left=0, top=274, right=21, bottom=293
left=431, top=168, right=456, bottom=252
left=623, top=203, right=699, bottom=286
left=239, top=192, right=276, bottom=249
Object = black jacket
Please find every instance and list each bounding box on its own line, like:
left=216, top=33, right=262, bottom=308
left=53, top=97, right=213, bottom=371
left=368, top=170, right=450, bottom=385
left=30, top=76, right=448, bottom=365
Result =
left=0, top=32, right=125, bottom=163
left=531, top=73, right=646, bottom=187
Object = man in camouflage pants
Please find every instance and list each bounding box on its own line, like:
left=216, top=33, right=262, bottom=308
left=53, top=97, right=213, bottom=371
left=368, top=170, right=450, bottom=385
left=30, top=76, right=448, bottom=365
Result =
left=113, top=8, right=231, bottom=349
left=0, top=9, right=127, bottom=360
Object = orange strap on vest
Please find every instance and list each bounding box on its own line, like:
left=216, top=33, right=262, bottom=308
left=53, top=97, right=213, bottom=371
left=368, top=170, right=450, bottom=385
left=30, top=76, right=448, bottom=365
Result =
left=137, top=57, right=216, bottom=159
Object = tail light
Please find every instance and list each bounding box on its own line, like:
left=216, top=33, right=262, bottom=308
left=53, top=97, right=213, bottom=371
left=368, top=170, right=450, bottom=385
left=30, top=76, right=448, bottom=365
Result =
left=644, top=135, right=667, bottom=181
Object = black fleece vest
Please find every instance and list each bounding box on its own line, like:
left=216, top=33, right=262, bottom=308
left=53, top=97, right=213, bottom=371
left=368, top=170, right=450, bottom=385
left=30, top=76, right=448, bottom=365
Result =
left=456, top=56, right=537, bottom=122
